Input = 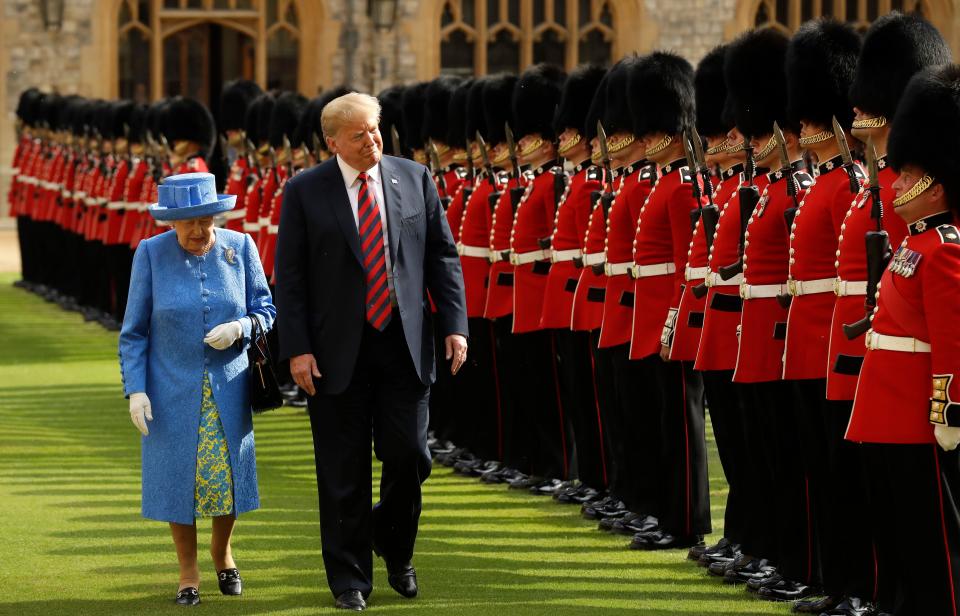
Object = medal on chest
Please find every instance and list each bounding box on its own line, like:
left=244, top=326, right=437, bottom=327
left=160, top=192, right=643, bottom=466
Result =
left=889, top=244, right=922, bottom=277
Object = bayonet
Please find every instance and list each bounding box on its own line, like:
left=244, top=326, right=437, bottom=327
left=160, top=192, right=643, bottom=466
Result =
left=429, top=139, right=450, bottom=209
left=505, top=122, right=521, bottom=181
left=718, top=136, right=759, bottom=281
left=833, top=115, right=862, bottom=194
left=476, top=131, right=498, bottom=190
left=311, top=133, right=323, bottom=162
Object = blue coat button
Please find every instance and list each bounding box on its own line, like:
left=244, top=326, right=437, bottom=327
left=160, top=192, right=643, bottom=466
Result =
left=200, top=273, right=208, bottom=280
left=203, top=306, right=211, bottom=313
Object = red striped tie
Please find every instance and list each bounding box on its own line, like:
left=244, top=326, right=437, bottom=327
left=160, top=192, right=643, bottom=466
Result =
left=357, top=171, right=391, bottom=331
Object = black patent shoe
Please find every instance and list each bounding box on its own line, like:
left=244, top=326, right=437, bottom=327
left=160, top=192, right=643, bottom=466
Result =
left=820, top=597, right=876, bottom=616
left=756, top=578, right=814, bottom=602
left=386, top=563, right=418, bottom=598
left=175, top=587, right=200, bottom=606
left=217, top=568, right=242, bottom=596
left=792, top=595, right=841, bottom=613
left=335, top=589, right=366, bottom=611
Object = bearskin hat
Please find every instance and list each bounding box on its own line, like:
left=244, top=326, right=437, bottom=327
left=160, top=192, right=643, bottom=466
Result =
left=422, top=76, right=462, bottom=145
left=446, top=78, right=473, bottom=149
left=36, top=93, right=61, bottom=131
left=482, top=73, right=517, bottom=144
left=584, top=68, right=610, bottom=142
left=725, top=28, right=790, bottom=138
left=465, top=77, right=488, bottom=142
left=163, top=96, right=216, bottom=156
left=786, top=18, right=861, bottom=129
left=512, top=63, right=566, bottom=140
left=219, top=79, right=262, bottom=133
left=601, top=56, right=640, bottom=136
left=268, top=91, right=307, bottom=148
left=79, top=99, right=101, bottom=137
left=850, top=12, right=952, bottom=122
left=54, top=95, right=80, bottom=133
left=109, top=100, right=136, bottom=140
left=695, top=45, right=730, bottom=138
left=628, top=51, right=695, bottom=137
left=553, top=64, right=606, bottom=136
left=291, top=96, right=324, bottom=150
left=127, top=103, right=148, bottom=143
left=95, top=99, right=117, bottom=140
left=244, top=93, right=275, bottom=146
left=377, top=85, right=405, bottom=156
left=15, top=88, right=44, bottom=126
left=401, top=82, right=429, bottom=152
left=144, top=99, right=169, bottom=143
left=889, top=64, right=960, bottom=213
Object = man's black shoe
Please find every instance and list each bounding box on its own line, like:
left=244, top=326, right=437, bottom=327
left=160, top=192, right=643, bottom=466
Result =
left=386, top=563, right=418, bottom=599
left=690, top=537, right=730, bottom=561
left=583, top=499, right=627, bottom=520
left=508, top=475, right=544, bottom=490
left=174, top=587, right=200, bottom=606
left=756, top=579, right=814, bottom=602
left=335, top=589, right=366, bottom=611
left=746, top=571, right=782, bottom=593
left=612, top=513, right=658, bottom=535
left=629, top=530, right=703, bottom=551
left=453, top=458, right=484, bottom=475
left=569, top=487, right=603, bottom=504
left=791, top=595, right=841, bottom=613
left=598, top=510, right=635, bottom=531
left=530, top=478, right=566, bottom=495
left=819, top=597, right=875, bottom=616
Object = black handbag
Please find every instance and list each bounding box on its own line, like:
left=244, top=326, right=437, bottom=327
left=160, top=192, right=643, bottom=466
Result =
left=248, top=315, right=284, bottom=413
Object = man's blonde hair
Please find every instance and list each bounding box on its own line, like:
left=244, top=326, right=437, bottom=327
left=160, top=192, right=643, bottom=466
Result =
left=321, top=92, right=382, bottom=140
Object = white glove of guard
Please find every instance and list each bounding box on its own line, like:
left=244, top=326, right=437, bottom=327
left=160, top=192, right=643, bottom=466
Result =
left=935, top=425, right=960, bottom=452
left=129, top=392, right=153, bottom=436
left=204, top=320, right=244, bottom=350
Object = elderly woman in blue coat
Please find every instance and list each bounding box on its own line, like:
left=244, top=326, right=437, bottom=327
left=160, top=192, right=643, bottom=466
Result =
left=119, top=172, right=276, bottom=606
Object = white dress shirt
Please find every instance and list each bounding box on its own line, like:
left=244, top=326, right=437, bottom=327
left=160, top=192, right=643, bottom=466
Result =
left=336, top=154, right=394, bottom=293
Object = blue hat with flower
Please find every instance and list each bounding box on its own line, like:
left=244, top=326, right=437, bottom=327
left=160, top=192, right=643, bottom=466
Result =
left=148, top=172, right=236, bottom=221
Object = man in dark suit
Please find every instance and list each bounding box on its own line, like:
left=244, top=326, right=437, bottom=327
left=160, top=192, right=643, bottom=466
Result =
left=274, top=92, right=468, bottom=612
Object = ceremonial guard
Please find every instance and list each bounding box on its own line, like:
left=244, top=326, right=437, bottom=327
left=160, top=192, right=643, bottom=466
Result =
left=507, top=63, right=570, bottom=492
left=846, top=62, right=960, bottom=616
left=377, top=84, right=406, bottom=157
left=764, top=19, right=864, bottom=606
left=219, top=79, right=263, bottom=231
left=101, top=100, right=137, bottom=328
left=627, top=52, right=709, bottom=551
left=241, top=93, right=276, bottom=248
left=543, top=63, right=609, bottom=505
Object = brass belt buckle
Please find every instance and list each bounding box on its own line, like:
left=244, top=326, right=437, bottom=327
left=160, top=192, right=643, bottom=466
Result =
left=787, top=279, right=798, bottom=297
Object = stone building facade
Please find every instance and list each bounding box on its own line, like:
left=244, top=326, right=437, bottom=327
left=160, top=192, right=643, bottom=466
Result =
left=2, top=0, right=959, bottom=216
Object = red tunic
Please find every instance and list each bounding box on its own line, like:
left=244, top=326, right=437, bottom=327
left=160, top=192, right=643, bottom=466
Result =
left=102, top=158, right=130, bottom=245
left=260, top=165, right=287, bottom=268
left=570, top=167, right=613, bottom=331
left=223, top=157, right=250, bottom=232
left=7, top=135, right=28, bottom=218
left=847, top=213, right=960, bottom=444
left=540, top=162, right=595, bottom=329
left=599, top=162, right=654, bottom=348
left=458, top=173, right=501, bottom=318
left=827, top=161, right=907, bottom=400
left=783, top=157, right=865, bottom=380
left=628, top=160, right=697, bottom=360
left=734, top=164, right=813, bottom=383
left=671, top=166, right=741, bottom=361
left=484, top=175, right=522, bottom=320
left=512, top=169, right=557, bottom=333
left=118, top=158, right=147, bottom=245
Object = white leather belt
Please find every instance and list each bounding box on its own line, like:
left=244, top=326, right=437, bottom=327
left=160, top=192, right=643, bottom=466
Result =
left=106, top=201, right=126, bottom=210
left=865, top=330, right=930, bottom=353
left=630, top=262, right=676, bottom=279
left=604, top=261, right=633, bottom=277
left=19, top=176, right=37, bottom=185
left=268, top=224, right=279, bottom=234
left=511, top=249, right=552, bottom=265
left=458, top=243, right=489, bottom=259
left=740, top=283, right=785, bottom=300
left=242, top=222, right=260, bottom=232
left=685, top=265, right=709, bottom=281
left=84, top=197, right=98, bottom=206
left=583, top=252, right=605, bottom=266
left=488, top=249, right=509, bottom=263
left=74, top=191, right=87, bottom=199
left=222, top=209, right=246, bottom=220
left=834, top=278, right=868, bottom=297
left=123, top=201, right=140, bottom=211
left=705, top=271, right=743, bottom=287
left=787, top=277, right=835, bottom=296
left=258, top=216, right=270, bottom=226
left=61, top=189, right=72, bottom=199
left=552, top=248, right=582, bottom=263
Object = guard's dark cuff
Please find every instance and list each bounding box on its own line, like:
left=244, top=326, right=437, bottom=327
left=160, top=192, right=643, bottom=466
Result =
left=930, top=374, right=960, bottom=427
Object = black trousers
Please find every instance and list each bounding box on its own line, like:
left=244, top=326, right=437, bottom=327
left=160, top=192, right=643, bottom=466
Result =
left=700, top=369, right=749, bottom=545
left=609, top=347, right=662, bottom=513
left=428, top=317, right=454, bottom=443
left=655, top=360, right=710, bottom=537
left=591, top=331, right=615, bottom=492
left=862, top=443, right=960, bottom=616
left=819, top=399, right=875, bottom=600
left=554, top=329, right=607, bottom=489
left=510, top=329, right=567, bottom=479
left=307, top=313, right=432, bottom=598
left=457, top=317, right=501, bottom=462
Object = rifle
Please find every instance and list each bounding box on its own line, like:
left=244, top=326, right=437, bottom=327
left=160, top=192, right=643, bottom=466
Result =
left=476, top=132, right=502, bottom=216
left=772, top=122, right=802, bottom=309
left=843, top=136, right=890, bottom=340
left=717, top=137, right=759, bottom=280
left=687, top=129, right=719, bottom=299
left=311, top=133, right=324, bottom=164
left=833, top=116, right=862, bottom=195
left=504, top=123, right=526, bottom=214
left=591, top=121, right=617, bottom=274
left=428, top=139, right=451, bottom=210
left=391, top=126, right=404, bottom=160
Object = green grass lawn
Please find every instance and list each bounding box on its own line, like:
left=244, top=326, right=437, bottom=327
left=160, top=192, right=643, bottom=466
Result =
left=0, top=272, right=787, bottom=615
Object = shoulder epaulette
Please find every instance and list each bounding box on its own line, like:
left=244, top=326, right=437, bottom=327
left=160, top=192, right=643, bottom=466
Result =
left=795, top=171, right=814, bottom=189
left=680, top=167, right=693, bottom=184
left=639, top=165, right=656, bottom=182
left=586, top=167, right=603, bottom=182
left=937, top=224, right=960, bottom=245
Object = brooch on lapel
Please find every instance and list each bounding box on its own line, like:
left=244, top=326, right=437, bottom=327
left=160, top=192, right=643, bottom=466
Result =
left=889, top=244, right=921, bottom=277
left=223, top=246, right=237, bottom=265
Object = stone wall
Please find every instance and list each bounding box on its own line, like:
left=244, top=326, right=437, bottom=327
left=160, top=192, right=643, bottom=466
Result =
left=644, top=0, right=739, bottom=64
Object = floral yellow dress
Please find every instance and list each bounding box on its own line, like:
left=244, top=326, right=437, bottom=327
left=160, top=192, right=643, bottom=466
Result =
left=194, top=372, right=235, bottom=517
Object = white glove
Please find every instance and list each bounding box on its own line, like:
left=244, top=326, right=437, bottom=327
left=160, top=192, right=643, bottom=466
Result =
left=204, top=320, right=244, bottom=350
left=129, top=392, right=153, bottom=436
left=935, top=425, right=960, bottom=452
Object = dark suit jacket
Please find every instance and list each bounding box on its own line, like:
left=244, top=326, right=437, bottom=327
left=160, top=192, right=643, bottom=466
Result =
left=274, top=155, right=468, bottom=395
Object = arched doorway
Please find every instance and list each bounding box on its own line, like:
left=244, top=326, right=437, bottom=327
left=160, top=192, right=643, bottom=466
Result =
left=106, top=0, right=329, bottom=103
